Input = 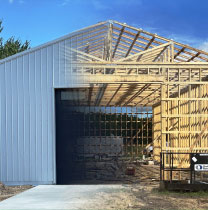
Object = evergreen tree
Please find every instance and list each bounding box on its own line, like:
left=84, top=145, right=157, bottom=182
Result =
left=0, top=20, right=30, bottom=60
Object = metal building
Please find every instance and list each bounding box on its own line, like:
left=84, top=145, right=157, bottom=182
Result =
left=0, top=21, right=104, bottom=185
left=1, top=20, right=208, bottom=185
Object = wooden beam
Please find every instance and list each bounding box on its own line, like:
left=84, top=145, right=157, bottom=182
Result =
left=95, top=23, right=113, bottom=105
left=112, top=24, right=208, bottom=62
left=88, top=85, right=93, bottom=106
left=113, top=20, right=208, bottom=60
left=112, top=26, right=125, bottom=58
left=152, top=46, right=169, bottom=62
left=106, top=22, right=113, bottom=61
left=116, top=84, right=137, bottom=106
left=135, top=87, right=160, bottom=106
left=69, top=47, right=106, bottom=62
left=137, top=37, right=155, bottom=61
left=106, top=84, right=122, bottom=106
left=125, top=31, right=141, bottom=57
left=187, top=52, right=200, bottom=62
left=123, top=84, right=151, bottom=106
left=174, top=47, right=185, bottom=59
left=116, top=42, right=171, bottom=62
left=95, top=85, right=107, bottom=106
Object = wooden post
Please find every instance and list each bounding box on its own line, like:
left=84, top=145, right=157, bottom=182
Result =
left=189, top=69, right=192, bottom=149
left=171, top=42, right=174, bottom=62
left=161, top=84, right=166, bottom=151
left=136, top=106, right=139, bottom=156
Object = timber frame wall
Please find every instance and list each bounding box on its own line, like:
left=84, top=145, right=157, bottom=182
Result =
left=153, top=68, right=208, bottom=164
left=63, top=20, right=208, bottom=165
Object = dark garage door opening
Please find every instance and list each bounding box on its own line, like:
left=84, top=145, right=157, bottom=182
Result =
left=55, top=90, right=84, bottom=184
left=55, top=89, right=153, bottom=184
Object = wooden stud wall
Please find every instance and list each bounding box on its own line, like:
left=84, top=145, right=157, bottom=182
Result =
left=153, top=68, right=208, bottom=166
left=153, top=100, right=162, bottom=162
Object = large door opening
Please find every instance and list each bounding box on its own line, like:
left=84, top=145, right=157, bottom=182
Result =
left=55, top=87, right=156, bottom=184
left=55, top=90, right=81, bottom=184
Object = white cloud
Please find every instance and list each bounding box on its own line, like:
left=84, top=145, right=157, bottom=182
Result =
left=91, top=0, right=111, bottom=10
left=114, top=0, right=142, bottom=6
left=60, top=0, right=111, bottom=9
left=167, top=34, right=198, bottom=45
left=131, top=23, right=158, bottom=33
left=156, top=32, right=208, bottom=53
left=60, top=0, right=142, bottom=9
left=91, top=0, right=142, bottom=10
left=61, top=0, right=70, bottom=6
left=8, top=0, right=25, bottom=5
left=198, top=41, right=208, bottom=52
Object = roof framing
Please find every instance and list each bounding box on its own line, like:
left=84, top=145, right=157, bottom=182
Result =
left=1, top=20, right=208, bottom=108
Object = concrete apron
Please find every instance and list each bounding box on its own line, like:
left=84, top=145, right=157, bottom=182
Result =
left=0, top=185, right=126, bottom=210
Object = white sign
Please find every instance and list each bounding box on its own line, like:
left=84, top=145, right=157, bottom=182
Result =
left=192, top=157, right=197, bottom=162
left=194, top=164, right=208, bottom=171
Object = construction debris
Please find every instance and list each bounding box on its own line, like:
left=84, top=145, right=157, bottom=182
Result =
left=125, top=166, right=136, bottom=176
left=148, top=161, right=155, bottom=165
left=70, top=159, right=160, bottom=184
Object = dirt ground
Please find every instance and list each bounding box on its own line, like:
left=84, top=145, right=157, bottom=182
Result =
left=85, top=183, right=208, bottom=210
left=85, top=164, right=208, bottom=210
left=0, top=182, right=32, bottom=202
left=1, top=165, right=208, bottom=210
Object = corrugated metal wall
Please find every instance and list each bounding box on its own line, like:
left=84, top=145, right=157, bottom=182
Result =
left=0, top=22, right=108, bottom=185
left=0, top=45, right=58, bottom=185
left=0, top=40, right=80, bottom=185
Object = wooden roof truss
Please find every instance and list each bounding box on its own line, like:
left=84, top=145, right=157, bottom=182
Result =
left=62, top=20, right=208, bottom=108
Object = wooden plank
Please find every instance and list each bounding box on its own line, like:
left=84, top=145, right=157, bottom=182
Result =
left=125, top=31, right=141, bottom=57
left=161, top=98, right=208, bottom=101
left=77, top=74, right=164, bottom=84
left=137, top=36, right=155, bottom=61
left=116, top=42, right=171, bottom=62
left=174, top=47, right=185, bottom=59
left=113, top=20, right=208, bottom=60
left=123, top=84, right=151, bottom=106
left=153, top=46, right=169, bottom=62
left=106, top=84, right=122, bottom=106
left=112, top=26, right=125, bottom=58
left=88, top=85, right=93, bottom=106
left=135, top=87, right=160, bottom=106
left=187, top=52, right=201, bottom=62
left=69, top=47, right=106, bottom=62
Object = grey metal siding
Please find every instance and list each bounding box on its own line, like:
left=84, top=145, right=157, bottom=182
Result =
left=0, top=21, right=108, bottom=185
left=0, top=42, right=66, bottom=185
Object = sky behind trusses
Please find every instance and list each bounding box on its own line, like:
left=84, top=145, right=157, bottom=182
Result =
left=0, top=0, right=208, bottom=51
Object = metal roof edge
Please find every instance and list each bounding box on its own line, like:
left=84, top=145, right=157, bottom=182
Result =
left=0, top=20, right=108, bottom=65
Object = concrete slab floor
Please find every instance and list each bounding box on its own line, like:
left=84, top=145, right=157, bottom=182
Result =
left=0, top=185, right=132, bottom=210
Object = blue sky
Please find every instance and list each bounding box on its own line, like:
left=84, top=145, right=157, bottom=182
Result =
left=0, top=0, right=208, bottom=51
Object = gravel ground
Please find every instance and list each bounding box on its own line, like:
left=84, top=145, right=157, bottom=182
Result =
left=0, top=182, right=32, bottom=202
